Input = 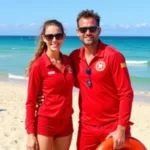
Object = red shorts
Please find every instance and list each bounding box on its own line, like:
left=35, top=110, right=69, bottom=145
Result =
left=77, top=121, right=131, bottom=150
left=36, top=115, right=73, bottom=137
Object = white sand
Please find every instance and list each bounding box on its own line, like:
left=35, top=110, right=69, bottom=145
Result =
left=0, top=81, right=150, bottom=150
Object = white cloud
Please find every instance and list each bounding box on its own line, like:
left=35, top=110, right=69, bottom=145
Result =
left=135, top=23, right=150, bottom=28
left=29, top=23, right=36, bottom=26
left=102, top=22, right=150, bottom=30
left=15, top=23, right=37, bottom=28
left=0, top=24, right=8, bottom=27
left=16, top=24, right=24, bottom=27
left=112, top=24, right=131, bottom=29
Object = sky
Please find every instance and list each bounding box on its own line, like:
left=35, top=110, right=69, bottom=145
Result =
left=0, top=0, right=150, bottom=36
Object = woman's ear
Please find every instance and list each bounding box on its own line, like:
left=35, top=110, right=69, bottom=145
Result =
left=41, top=34, right=46, bottom=42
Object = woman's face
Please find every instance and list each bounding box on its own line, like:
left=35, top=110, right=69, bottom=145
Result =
left=43, top=25, right=65, bottom=52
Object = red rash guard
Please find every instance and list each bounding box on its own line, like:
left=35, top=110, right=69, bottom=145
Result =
left=70, top=40, right=133, bottom=127
left=25, top=51, right=74, bottom=134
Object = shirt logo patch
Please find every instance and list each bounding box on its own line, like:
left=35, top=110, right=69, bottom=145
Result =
left=121, top=62, right=127, bottom=68
left=48, top=71, right=55, bottom=75
left=95, top=61, right=106, bottom=72
left=66, top=65, right=73, bottom=73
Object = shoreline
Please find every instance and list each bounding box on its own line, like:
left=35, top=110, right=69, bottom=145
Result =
left=0, top=78, right=149, bottom=100
left=0, top=81, right=150, bottom=149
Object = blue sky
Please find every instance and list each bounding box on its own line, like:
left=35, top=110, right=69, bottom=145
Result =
left=0, top=0, right=150, bottom=36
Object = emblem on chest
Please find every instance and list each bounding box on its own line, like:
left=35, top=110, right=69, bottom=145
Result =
left=95, top=61, right=106, bottom=71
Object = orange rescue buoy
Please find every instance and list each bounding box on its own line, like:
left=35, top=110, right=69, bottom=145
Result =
left=96, top=137, right=147, bottom=150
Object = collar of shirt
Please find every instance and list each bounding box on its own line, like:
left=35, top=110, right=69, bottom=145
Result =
left=79, top=40, right=106, bottom=59
left=41, top=50, right=64, bottom=67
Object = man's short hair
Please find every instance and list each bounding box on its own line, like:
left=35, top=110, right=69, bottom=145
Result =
left=76, top=9, right=100, bottom=27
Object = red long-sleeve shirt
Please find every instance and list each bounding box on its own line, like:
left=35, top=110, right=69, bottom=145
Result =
left=70, top=40, right=133, bottom=127
left=25, top=51, right=74, bottom=134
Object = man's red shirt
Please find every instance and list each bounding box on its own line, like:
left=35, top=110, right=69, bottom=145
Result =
left=70, top=41, right=133, bottom=127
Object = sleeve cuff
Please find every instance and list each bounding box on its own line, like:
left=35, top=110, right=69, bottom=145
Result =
left=118, top=121, right=134, bottom=127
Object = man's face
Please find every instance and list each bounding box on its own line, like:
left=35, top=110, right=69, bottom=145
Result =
left=77, top=17, right=101, bottom=46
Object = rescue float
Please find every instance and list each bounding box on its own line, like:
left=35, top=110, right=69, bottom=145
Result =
left=96, top=137, right=147, bottom=150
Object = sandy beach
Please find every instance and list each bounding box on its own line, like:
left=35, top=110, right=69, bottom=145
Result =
left=0, top=81, right=150, bottom=150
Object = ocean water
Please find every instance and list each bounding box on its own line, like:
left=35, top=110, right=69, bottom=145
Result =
left=0, top=36, right=150, bottom=92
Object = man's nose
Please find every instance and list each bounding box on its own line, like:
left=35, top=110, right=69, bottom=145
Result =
left=85, top=29, right=92, bottom=34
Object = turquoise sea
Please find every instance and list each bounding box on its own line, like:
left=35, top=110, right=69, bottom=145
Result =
left=0, top=36, right=150, bottom=93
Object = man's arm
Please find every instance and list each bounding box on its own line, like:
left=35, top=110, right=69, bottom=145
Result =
left=108, top=51, right=133, bottom=149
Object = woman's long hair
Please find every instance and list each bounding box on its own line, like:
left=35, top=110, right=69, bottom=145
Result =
left=25, top=19, right=64, bottom=76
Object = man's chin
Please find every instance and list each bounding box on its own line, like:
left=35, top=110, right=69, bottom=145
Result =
left=84, top=41, right=93, bottom=46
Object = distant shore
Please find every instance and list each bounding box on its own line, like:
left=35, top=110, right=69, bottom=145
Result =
left=0, top=81, right=150, bottom=149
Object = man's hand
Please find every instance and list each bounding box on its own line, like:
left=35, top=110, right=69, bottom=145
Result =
left=36, top=93, right=44, bottom=114
left=106, top=125, right=126, bottom=149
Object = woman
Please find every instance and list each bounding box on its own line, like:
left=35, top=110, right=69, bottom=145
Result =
left=25, top=20, right=74, bottom=150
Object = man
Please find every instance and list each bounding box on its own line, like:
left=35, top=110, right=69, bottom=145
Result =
left=70, top=9, right=133, bottom=150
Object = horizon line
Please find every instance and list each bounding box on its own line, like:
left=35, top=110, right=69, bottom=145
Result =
left=0, top=35, right=150, bottom=37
